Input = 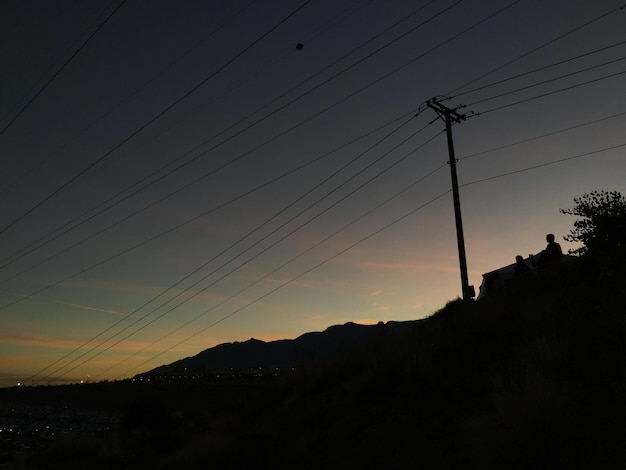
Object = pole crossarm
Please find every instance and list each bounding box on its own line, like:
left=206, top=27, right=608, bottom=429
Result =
left=426, top=98, right=467, bottom=124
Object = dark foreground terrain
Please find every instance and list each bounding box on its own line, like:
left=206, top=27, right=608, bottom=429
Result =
left=2, top=254, right=625, bottom=469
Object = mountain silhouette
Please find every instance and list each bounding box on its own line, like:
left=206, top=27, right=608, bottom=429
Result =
left=140, top=320, right=420, bottom=377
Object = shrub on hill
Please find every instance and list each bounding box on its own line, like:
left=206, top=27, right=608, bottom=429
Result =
left=560, top=190, right=626, bottom=258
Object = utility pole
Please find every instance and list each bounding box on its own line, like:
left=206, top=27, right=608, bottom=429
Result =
left=427, top=98, right=474, bottom=301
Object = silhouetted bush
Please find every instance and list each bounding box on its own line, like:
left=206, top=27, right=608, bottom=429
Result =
left=561, top=190, right=626, bottom=258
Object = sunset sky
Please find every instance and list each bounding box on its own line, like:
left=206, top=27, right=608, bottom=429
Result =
left=1, top=0, right=625, bottom=387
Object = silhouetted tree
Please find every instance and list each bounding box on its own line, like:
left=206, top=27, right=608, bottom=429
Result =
left=560, top=190, right=626, bottom=258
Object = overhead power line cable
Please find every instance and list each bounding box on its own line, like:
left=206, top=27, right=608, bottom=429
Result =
left=117, top=187, right=453, bottom=380
left=460, top=143, right=626, bottom=187
left=85, top=3, right=619, bottom=380
left=243, top=0, right=443, bottom=121
left=113, top=124, right=626, bottom=379
left=0, top=0, right=259, bottom=196
left=34, top=117, right=436, bottom=383
left=0, top=0, right=472, bottom=280
left=465, top=56, right=626, bottom=107
left=476, top=68, right=626, bottom=114
left=112, top=136, right=626, bottom=378
left=27, top=114, right=420, bottom=383
left=0, top=101, right=419, bottom=288
left=2, top=0, right=379, bottom=201
left=11, top=2, right=624, bottom=386
left=107, top=161, right=448, bottom=380
left=2, top=6, right=532, bottom=374
left=8, top=40, right=621, bottom=273
left=19, top=113, right=408, bottom=382
left=460, top=110, right=626, bottom=160
left=0, top=0, right=128, bottom=139
left=0, top=110, right=412, bottom=272
left=52, top=126, right=445, bottom=384
left=0, top=0, right=456, bottom=268
left=0, top=0, right=118, bottom=126
left=11, top=2, right=532, bottom=380
left=47, top=137, right=626, bottom=381
left=0, top=0, right=431, bottom=261
left=0, top=0, right=312, bottom=237
left=1, top=0, right=510, bottom=272
left=452, top=40, right=626, bottom=99
left=0, top=106, right=415, bottom=309
left=447, top=3, right=626, bottom=96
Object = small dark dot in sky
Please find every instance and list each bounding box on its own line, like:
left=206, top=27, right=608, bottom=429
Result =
left=296, top=43, right=303, bottom=50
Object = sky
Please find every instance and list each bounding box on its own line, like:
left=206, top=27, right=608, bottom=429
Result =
left=1, top=0, right=625, bottom=387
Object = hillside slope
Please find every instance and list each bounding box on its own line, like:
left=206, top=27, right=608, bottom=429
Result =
left=8, top=255, right=626, bottom=469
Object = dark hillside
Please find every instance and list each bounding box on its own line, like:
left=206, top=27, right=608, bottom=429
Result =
left=259, top=256, right=625, bottom=470
left=4, top=255, right=626, bottom=469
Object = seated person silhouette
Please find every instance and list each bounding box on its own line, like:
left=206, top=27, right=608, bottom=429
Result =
left=514, top=255, right=532, bottom=279
left=529, top=234, right=563, bottom=275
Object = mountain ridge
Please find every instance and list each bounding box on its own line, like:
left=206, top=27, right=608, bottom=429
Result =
left=140, top=319, right=421, bottom=377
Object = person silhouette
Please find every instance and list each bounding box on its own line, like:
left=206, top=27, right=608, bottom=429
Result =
left=530, top=234, right=563, bottom=265
left=541, top=233, right=563, bottom=265
left=514, top=255, right=532, bottom=279
left=530, top=234, right=563, bottom=279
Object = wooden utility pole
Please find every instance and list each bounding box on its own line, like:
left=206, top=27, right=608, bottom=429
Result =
left=427, top=98, right=473, bottom=300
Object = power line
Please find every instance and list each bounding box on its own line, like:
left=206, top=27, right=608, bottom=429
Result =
left=0, top=0, right=478, bottom=280
left=0, top=1, right=461, bottom=270
left=1, top=0, right=380, bottom=203
left=70, top=141, right=446, bottom=382
left=0, top=0, right=312, bottom=237
left=28, top=114, right=422, bottom=383
left=459, top=110, right=626, bottom=161
left=23, top=113, right=426, bottom=380
left=7, top=45, right=621, bottom=274
left=86, top=15, right=626, bottom=378
left=98, top=161, right=449, bottom=380
left=447, top=3, right=626, bottom=96
left=477, top=68, right=626, bottom=114
left=46, top=135, right=626, bottom=381
left=0, top=0, right=128, bottom=139
left=116, top=188, right=453, bottom=380
left=33, top=117, right=437, bottom=383
left=8, top=2, right=584, bottom=338
left=0, top=109, right=416, bottom=307
left=13, top=0, right=383, bottom=195
left=0, top=1, right=117, bottom=125
left=0, top=106, right=419, bottom=286
left=460, top=143, right=626, bottom=187
left=451, top=39, right=626, bottom=99
left=0, top=0, right=512, bottom=276
left=4, top=1, right=616, bottom=248
left=8, top=0, right=620, bottom=382
left=465, top=56, right=626, bottom=107
left=0, top=0, right=260, bottom=197
left=0, top=0, right=450, bottom=245
left=0, top=110, right=414, bottom=272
